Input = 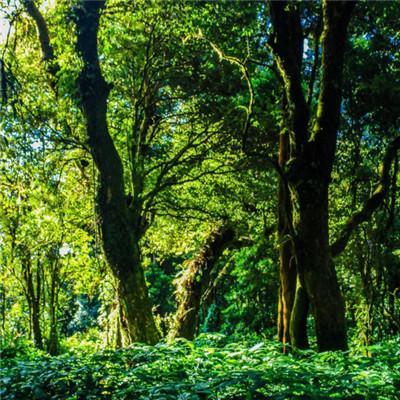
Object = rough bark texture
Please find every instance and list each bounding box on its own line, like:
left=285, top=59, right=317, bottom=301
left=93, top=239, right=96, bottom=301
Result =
left=270, top=0, right=355, bottom=351
left=277, top=129, right=297, bottom=348
left=289, top=278, right=309, bottom=349
left=172, top=223, right=235, bottom=340
left=73, top=0, right=159, bottom=344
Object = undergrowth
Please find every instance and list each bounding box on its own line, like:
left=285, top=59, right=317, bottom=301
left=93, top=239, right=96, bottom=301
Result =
left=1, top=334, right=399, bottom=399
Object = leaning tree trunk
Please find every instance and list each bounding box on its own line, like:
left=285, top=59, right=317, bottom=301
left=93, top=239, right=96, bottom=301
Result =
left=171, top=223, right=235, bottom=340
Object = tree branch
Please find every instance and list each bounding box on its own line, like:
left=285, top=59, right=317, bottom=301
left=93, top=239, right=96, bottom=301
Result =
left=331, top=136, right=400, bottom=257
left=311, top=0, right=356, bottom=174
left=23, top=0, right=59, bottom=85
left=268, top=1, right=309, bottom=154
left=306, top=13, right=322, bottom=108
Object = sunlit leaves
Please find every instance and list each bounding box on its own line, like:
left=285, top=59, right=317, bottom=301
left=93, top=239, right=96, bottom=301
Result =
left=1, top=334, right=400, bottom=399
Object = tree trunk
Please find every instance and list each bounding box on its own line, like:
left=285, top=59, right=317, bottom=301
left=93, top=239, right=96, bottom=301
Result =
left=47, top=254, right=59, bottom=355
left=290, top=179, right=347, bottom=351
left=270, top=0, right=355, bottom=351
left=0, top=285, right=5, bottom=332
left=277, top=130, right=297, bottom=348
left=31, top=299, right=43, bottom=350
left=289, top=277, right=309, bottom=349
left=171, top=223, right=235, bottom=340
left=23, top=255, right=43, bottom=350
left=74, top=1, right=159, bottom=344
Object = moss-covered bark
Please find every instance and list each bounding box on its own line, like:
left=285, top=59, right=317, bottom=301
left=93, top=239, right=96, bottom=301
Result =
left=270, top=0, right=355, bottom=351
left=171, top=223, right=235, bottom=340
left=74, top=1, right=159, bottom=345
left=277, top=129, right=297, bottom=348
left=289, top=278, right=309, bottom=349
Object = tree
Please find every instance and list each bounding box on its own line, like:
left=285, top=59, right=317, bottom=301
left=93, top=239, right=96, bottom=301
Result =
left=268, top=0, right=355, bottom=351
left=269, top=0, right=400, bottom=351
left=21, top=0, right=237, bottom=344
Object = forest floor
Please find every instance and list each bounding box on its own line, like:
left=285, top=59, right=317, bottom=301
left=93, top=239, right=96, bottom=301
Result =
left=1, top=333, right=399, bottom=400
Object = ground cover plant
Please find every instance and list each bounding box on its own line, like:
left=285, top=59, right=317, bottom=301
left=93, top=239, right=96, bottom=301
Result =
left=1, top=334, right=400, bottom=400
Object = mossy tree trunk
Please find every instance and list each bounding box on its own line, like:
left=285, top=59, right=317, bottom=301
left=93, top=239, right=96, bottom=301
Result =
left=172, top=223, right=235, bottom=340
left=270, top=0, right=355, bottom=351
left=289, top=278, right=309, bottom=349
left=277, top=128, right=298, bottom=348
left=73, top=1, right=159, bottom=345
left=29, top=0, right=160, bottom=345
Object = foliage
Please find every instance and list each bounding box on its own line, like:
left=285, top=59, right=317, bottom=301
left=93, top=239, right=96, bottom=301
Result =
left=205, top=241, right=278, bottom=336
left=0, top=0, right=399, bottom=395
left=1, top=334, right=399, bottom=400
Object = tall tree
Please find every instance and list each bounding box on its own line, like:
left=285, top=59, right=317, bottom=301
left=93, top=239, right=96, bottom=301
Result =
left=269, top=0, right=355, bottom=350
left=73, top=1, right=159, bottom=344
left=22, top=0, right=234, bottom=344
left=23, top=0, right=159, bottom=344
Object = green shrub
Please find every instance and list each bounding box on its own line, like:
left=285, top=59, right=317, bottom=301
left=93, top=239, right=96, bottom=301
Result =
left=1, top=334, right=399, bottom=399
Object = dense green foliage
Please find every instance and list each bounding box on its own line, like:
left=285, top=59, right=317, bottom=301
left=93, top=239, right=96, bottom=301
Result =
left=2, top=334, right=400, bottom=400
left=0, top=0, right=399, bottom=397
left=1, top=334, right=400, bottom=400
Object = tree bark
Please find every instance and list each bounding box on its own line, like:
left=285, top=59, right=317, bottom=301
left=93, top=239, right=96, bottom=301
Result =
left=290, top=181, right=347, bottom=350
left=171, top=223, right=235, bottom=340
left=289, top=278, right=309, bottom=349
left=47, top=252, right=60, bottom=355
left=270, top=0, right=355, bottom=351
left=277, top=129, right=297, bottom=348
left=73, top=0, right=159, bottom=344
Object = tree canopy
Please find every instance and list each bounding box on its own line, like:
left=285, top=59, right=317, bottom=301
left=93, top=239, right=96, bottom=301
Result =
left=0, top=1, right=399, bottom=399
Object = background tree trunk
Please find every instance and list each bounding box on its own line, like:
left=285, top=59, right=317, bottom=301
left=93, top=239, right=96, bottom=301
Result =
left=47, top=253, right=60, bottom=355
left=22, top=255, right=43, bottom=350
left=172, top=223, right=235, bottom=340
